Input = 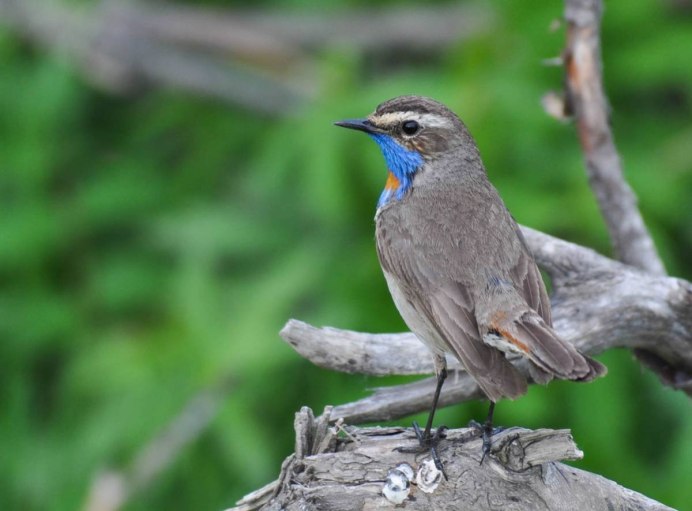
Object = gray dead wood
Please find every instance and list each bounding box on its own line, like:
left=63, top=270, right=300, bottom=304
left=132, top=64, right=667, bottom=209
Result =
left=562, top=0, right=665, bottom=276
left=228, top=407, right=673, bottom=511
left=280, top=228, right=692, bottom=424
left=560, top=0, right=682, bottom=387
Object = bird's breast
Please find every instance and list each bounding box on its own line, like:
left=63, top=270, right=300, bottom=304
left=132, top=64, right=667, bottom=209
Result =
left=384, top=170, right=401, bottom=191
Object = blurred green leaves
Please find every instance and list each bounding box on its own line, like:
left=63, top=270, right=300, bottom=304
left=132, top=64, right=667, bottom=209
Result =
left=0, top=1, right=691, bottom=510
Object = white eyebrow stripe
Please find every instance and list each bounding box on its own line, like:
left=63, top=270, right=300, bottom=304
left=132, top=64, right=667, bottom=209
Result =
left=371, top=111, right=453, bottom=129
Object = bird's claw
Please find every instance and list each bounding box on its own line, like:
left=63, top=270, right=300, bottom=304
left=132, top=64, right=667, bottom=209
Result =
left=480, top=426, right=492, bottom=465
left=467, top=419, right=504, bottom=464
left=412, top=421, right=448, bottom=447
left=398, top=421, right=449, bottom=480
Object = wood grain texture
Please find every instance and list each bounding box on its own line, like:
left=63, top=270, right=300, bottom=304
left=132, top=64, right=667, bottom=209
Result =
left=229, top=408, right=673, bottom=511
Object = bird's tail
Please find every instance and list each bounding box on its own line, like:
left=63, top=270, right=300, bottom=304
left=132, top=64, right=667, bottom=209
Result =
left=483, top=310, right=607, bottom=383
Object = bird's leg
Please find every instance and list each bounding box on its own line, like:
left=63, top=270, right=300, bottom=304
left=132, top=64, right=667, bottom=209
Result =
left=414, top=365, right=447, bottom=446
left=480, top=401, right=495, bottom=464
left=411, top=422, right=448, bottom=479
left=412, top=364, right=449, bottom=478
left=468, top=401, right=502, bottom=463
left=399, top=360, right=449, bottom=478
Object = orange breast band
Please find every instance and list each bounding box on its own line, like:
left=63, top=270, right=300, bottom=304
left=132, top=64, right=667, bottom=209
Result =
left=385, top=171, right=401, bottom=191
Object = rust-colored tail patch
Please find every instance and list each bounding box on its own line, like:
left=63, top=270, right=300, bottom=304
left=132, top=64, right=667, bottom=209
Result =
left=489, top=325, right=530, bottom=354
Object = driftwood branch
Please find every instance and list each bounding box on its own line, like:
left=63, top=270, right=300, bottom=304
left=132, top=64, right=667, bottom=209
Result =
left=561, top=0, right=682, bottom=384
left=562, top=0, right=666, bottom=276
left=228, top=407, right=673, bottom=511
left=281, top=227, right=692, bottom=424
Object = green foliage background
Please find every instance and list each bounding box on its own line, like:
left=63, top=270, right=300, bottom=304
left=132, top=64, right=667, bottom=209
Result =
left=1, top=1, right=691, bottom=510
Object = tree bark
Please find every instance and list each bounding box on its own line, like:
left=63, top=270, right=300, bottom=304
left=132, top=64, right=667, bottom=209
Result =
left=561, top=0, right=681, bottom=386
left=228, top=408, right=674, bottom=511
left=280, top=227, right=692, bottom=425
left=563, top=0, right=665, bottom=276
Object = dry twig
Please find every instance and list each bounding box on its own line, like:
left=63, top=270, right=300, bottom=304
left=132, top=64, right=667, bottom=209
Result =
left=82, top=379, right=233, bottom=511
left=562, top=0, right=665, bottom=275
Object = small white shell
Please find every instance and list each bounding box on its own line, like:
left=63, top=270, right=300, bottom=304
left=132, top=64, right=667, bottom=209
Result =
left=415, top=458, right=442, bottom=493
left=394, top=462, right=415, bottom=482
left=382, top=467, right=411, bottom=504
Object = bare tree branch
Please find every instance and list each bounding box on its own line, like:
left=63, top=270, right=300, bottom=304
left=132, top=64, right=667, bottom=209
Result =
left=562, top=0, right=666, bottom=276
left=560, top=0, right=685, bottom=386
left=0, top=0, right=308, bottom=115
left=281, top=227, right=692, bottom=424
left=0, top=0, right=490, bottom=114
left=228, top=407, right=673, bottom=511
left=330, top=371, right=482, bottom=425
left=82, top=378, right=234, bottom=511
left=280, top=320, right=460, bottom=377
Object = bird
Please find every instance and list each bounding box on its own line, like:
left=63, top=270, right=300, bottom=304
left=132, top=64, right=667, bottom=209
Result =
left=335, top=95, right=606, bottom=469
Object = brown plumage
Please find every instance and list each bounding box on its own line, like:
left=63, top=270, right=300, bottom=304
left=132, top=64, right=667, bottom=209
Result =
left=338, top=95, right=606, bottom=403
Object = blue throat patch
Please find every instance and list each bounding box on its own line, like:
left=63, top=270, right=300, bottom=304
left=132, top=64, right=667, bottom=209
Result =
left=369, top=133, right=424, bottom=208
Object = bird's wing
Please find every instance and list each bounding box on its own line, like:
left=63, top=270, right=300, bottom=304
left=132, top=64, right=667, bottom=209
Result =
left=377, top=217, right=527, bottom=402
left=428, top=284, right=528, bottom=401
left=510, top=224, right=552, bottom=326
left=490, top=223, right=605, bottom=381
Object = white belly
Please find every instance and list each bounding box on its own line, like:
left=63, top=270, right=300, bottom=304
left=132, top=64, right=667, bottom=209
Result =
left=382, top=270, right=450, bottom=356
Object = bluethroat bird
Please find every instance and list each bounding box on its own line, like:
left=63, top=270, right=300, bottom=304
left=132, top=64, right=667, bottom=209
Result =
left=336, top=96, right=606, bottom=471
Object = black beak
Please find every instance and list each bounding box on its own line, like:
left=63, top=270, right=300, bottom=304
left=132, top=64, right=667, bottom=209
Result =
left=334, top=118, right=377, bottom=134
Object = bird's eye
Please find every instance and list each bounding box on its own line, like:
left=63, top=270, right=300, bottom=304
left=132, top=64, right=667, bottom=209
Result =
left=402, top=120, right=420, bottom=136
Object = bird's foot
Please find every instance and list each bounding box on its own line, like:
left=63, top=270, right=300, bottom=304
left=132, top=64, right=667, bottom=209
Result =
left=467, top=419, right=504, bottom=464
left=397, top=421, right=449, bottom=480
left=412, top=420, right=448, bottom=448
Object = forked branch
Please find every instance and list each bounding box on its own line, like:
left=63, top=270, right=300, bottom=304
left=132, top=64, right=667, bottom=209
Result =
left=563, top=0, right=665, bottom=276
left=281, top=227, right=692, bottom=424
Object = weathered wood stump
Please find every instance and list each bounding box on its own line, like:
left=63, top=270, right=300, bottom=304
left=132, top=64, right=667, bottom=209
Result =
left=229, top=407, right=673, bottom=511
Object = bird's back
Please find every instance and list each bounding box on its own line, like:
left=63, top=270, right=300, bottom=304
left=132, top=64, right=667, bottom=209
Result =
left=375, top=155, right=603, bottom=401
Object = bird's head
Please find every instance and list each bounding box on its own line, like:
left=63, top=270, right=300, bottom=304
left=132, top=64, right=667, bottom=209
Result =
left=335, top=95, right=473, bottom=208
